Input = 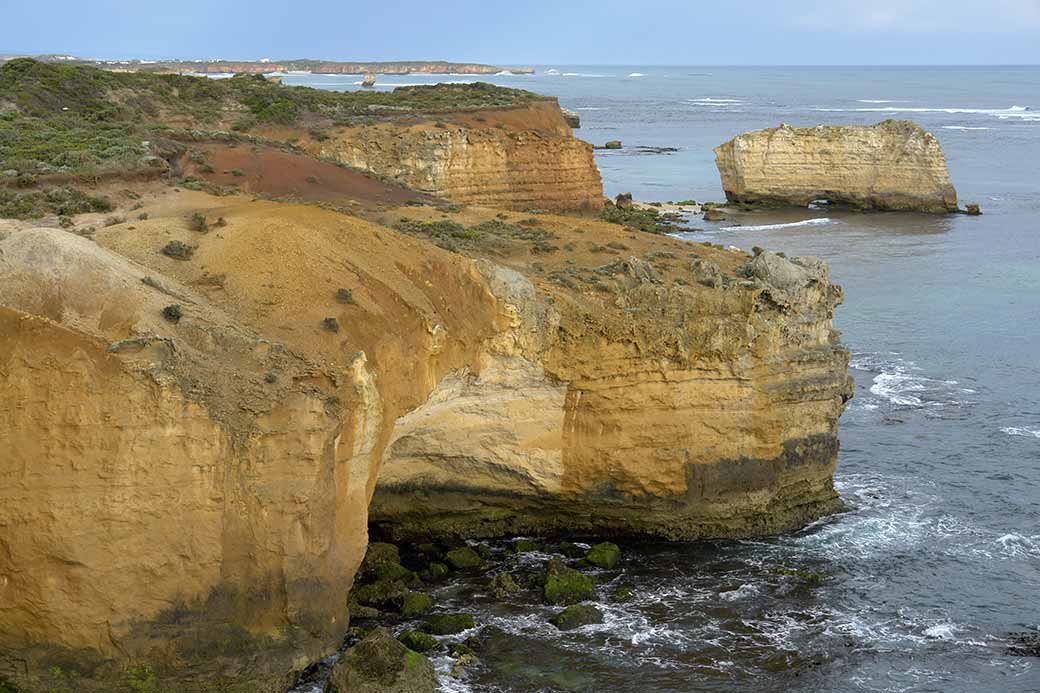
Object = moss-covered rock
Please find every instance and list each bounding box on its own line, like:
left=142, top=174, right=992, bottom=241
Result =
left=423, top=613, right=475, bottom=635
left=361, top=542, right=402, bottom=577
left=489, top=572, right=521, bottom=599
left=373, top=562, right=417, bottom=583
left=352, top=578, right=409, bottom=608
left=549, top=604, right=604, bottom=630
left=584, top=542, right=621, bottom=569
left=397, top=629, right=439, bottom=653
left=328, top=626, right=436, bottom=693
left=445, top=547, right=483, bottom=570
left=349, top=602, right=382, bottom=620
left=543, top=559, right=595, bottom=605
left=511, top=538, right=539, bottom=553
left=610, top=585, right=635, bottom=603
left=400, top=591, right=434, bottom=617
left=421, top=562, right=450, bottom=581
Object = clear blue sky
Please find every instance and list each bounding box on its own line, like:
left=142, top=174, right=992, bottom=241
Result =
left=3, top=0, right=1038, bottom=65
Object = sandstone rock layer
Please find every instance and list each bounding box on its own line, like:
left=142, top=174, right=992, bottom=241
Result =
left=714, top=119, right=958, bottom=213
left=312, top=101, right=603, bottom=211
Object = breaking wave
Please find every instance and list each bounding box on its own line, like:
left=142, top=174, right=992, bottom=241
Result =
left=850, top=351, right=976, bottom=414
left=730, top=217, right=837, bottom=231
left=812, top=104, right=1038, bottom=121
left=1001, top=426, right=1040, bottom=438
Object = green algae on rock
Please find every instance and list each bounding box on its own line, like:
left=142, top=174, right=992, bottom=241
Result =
left=423, top=613, right=476, bottom=635
left=446, top=546, right=483, bottom=570
left=584, top=542, right=621, bottom=569
left=398, top=630, right=440, bottom=653
left=550, top=604, right=604, bottom=630
left=543, top=559, right=595, bottom=605
left=328, top=627, right=437, bottom=693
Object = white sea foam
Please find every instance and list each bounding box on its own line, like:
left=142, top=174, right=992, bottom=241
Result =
left=718, top=583, right=759, bottom=601
left=1001, top=426, right=1040, bottom=438
left=687, top=97, right=744, bottom=104
left=858, top=99, right=896, bottom=103
left=561, top=72, right=607, bottom=77
left=942, top=125, right=992, bottom=130
left=813, top=104, right=1038, bottom=121
left=851, top=351, right=975, bottom=412
left=732, top=217, right=836, bottom=232
left=628, top=72, right=645, bottom=77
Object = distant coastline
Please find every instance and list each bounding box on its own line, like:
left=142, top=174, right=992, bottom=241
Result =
left=0, top=54, right=534, bottom=75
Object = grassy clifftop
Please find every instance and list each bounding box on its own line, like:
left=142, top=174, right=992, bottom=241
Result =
left=0, top=59, right=542, bottom=180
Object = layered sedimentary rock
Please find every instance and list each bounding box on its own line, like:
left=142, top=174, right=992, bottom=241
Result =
left=1, top=193, right=850, bottom=688
left=313, top=101, right=603, bottom=211
left=0, top=200, right=499, bottom=691
left=370, top=244, right=853, bottom=540
left=714, top=119, right=959, bottom=212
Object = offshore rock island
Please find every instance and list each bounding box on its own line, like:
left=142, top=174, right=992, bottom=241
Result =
left=0, top=60, right=854, bottom=691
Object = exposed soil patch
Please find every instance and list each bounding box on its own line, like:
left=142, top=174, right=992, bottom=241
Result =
left=184, top=143, right=437, bottom=207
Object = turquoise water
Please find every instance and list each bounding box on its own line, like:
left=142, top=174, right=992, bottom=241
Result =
left=287, top=67, right=1040, bottom=692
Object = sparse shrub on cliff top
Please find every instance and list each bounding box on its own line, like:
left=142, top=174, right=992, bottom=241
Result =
left=322, top=316, right=340, bottom=332
left=0, top=186, right=112, bottom=220
left=161, top=304, right=182, bottom=323
left=161, top=240, right=194, bottom=261
left=335, top=288, right=355, bottom=304
left=188, top=211, right=208, bottom=232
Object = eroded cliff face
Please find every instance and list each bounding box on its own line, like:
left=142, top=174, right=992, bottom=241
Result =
left=308, top=101, right=603, bottom=212
left=0, top=197, right=499, bottom=691
left=714, top=119, right=959, bottom=213
left=1, top=190, right=850, bottom=690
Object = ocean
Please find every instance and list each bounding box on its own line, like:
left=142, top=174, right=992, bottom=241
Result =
left=284, top=67, right=1040, bottom=692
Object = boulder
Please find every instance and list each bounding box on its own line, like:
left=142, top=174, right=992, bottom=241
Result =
left=489, top=572, right=521, bottom=598
left=398, top=630, right=439, bottom=653
left=689, top=258, right=723, bottom=288
left=714, top=119, right=959, bottom=213
left=445, top=546, right=483, bottom=569
left=328, top=627, right=437, bottom=693
left=964, top=203, right=982, bottom=215
left=603, top=140, right=622, bottom=149
left=614, top=192, right=634, bottom=209
left=543, top=558, right=595, bottom=605
left=423, top=613, right=476, bottom=635
left=561, top=108, right=581, bottom=128
left=549, top=604, right=604, bottom=630
left=400, top=591, right=434, bottom=616
left=584, top=542, right=620, bottom=569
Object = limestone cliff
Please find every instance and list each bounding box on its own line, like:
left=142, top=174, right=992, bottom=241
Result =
left=307, top=101, right=603, bottom=212
left=714, top=119, right=959, bottom=213
left=0, top=197, right=499, bottom=691
left=1, top=194, right=847, bottom=690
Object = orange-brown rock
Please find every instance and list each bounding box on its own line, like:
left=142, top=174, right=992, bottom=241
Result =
left=310, top=101, right=603, bottom=212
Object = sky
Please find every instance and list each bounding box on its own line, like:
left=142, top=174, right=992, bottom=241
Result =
left=2, top=0, right=1039, bottom=65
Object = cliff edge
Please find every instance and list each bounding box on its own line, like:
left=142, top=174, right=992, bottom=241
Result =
left=714, top=119, right=959, bottom=213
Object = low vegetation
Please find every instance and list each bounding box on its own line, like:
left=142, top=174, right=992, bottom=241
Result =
left=600, top=203, right=684, bottom=235
left=392, top=217, right=556, bottom=254
left=0, top=185, right=111, bottom=219
left=0, top=59, right=540, bottom=179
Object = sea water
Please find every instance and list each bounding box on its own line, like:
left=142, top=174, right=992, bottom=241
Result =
left=287, top=66, right=1040, bottom=692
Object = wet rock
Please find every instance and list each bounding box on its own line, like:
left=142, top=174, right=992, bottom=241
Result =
left=328, top=627, right=437, bottom=693
left=703, top=208, right=727, bottom=221
left=400, top=591, right=433, bottom=616
left=690, top=258, right=723, bottom=288
left=449, top=641, right=475, bottom=657
left=549, top=603, right=603, bottom=630
left=361, top=542, right=402, bottom=577
left=489, top=572, right=521, bottom=598
left=351, top=578, right=409, bottom=608
left=964, top=202, right=982, bottom=215
left=584, top=542, right=620, bottom=569
left=543, top=558, right=595, bottom=605
left=445, top=547, right=483, bottom=570
left=473, top=542, right=493, bottom=560
left=603, top=140, right=622, bottom=149
left=610, top=585, right=635, bottom=603
left=450, top=653, right=480, bottom=678
left=421, top=562, right=450, bottom=581
left=423, top=613, right=475, bottom=635
left=558, top=542, right=585, bottom=559
left=349, top=602, right=381, bottom=620
left=1007, top=631, right=1040, bottom=657
left=397, top=629, right=439, bottom=653
left=510, top=538, right=538, bottom=553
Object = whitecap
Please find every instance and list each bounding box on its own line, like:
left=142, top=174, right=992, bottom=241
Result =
left=545, top=68, right=560, bottom=75
left=1001, top=426, right=1040, bottom=438
left=812, top=104, right=1038, bottom=121
left=858, top=99, right=896, bottom=103
left=628, top=72, right=645, bottom=77
left=729, top=217, right=836, bottom=232
left=687, top=97, right=744, bottom=104
left=942, top=126, right=991, bottom=130
left=923, top=622, right=959, bottom=640
left=562, top=72, right=606, bottom=77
